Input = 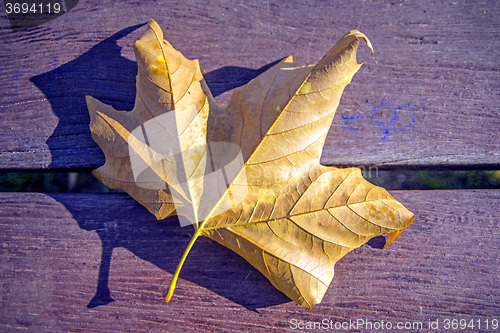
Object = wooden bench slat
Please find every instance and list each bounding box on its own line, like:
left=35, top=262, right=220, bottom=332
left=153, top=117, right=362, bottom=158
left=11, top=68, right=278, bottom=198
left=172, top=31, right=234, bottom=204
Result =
left=0, top=190, right=498, bottom=331
left=0, top=1, right=499, bottom=169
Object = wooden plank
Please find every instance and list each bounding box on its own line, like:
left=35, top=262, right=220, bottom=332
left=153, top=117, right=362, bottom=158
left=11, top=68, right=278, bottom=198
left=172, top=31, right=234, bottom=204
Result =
left=0, top=190, right=498, bottom=331
left=0, top=1, right=499, bottom=169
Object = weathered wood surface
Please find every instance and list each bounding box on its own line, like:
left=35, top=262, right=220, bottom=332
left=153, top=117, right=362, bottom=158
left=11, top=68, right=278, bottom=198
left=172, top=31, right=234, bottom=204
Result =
left=0, top=1, right=499, bottom=169
left=0, top=190, right=498, bottom=332
left=0, top=1, right=499, bottom=331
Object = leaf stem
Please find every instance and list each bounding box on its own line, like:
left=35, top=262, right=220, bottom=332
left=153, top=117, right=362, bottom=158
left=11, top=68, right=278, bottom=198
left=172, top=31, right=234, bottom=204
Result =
left=164, top=228, right=202, bottom=302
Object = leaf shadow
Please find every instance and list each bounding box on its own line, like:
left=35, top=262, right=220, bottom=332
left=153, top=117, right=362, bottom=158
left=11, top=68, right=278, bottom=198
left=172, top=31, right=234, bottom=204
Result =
left=50, top=193, right=289, bottom=311
left=30, top=23, right=284, bottom=169
left=34, top=25, right=291, bottom=311
left=367, top=235, right=386, bottom=249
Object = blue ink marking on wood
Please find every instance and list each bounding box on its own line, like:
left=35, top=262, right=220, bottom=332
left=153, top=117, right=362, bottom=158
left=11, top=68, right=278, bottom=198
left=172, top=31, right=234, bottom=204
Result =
left=339, top=114, right=364, bottom=130
left=370, top=102, right=391, bottom=141
left=339, top=102, right=416, bottom=139
left=341, top=115, right=363, bottom=120
left=371, top=102, right=416, bottom=141
left=339, top=125, right=358, bottom=130
left=394, top=104, right=417, bottom=130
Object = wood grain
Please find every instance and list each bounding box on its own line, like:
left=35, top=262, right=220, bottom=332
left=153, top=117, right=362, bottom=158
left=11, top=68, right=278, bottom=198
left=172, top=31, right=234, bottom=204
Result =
left=0, top=0, right=498, bottom=169
left=0, top=190, right=498, bottom=332
left=0, top=2, right=498, bottom=331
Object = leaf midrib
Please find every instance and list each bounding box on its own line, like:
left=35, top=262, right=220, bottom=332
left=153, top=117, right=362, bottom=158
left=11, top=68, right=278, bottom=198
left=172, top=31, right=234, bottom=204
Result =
left=203, top=197, right=401, bottom=232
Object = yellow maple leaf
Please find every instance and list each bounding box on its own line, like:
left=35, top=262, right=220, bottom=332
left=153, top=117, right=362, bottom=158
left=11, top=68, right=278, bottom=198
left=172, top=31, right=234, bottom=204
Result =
left=87, top=19, right=414, bottom=308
